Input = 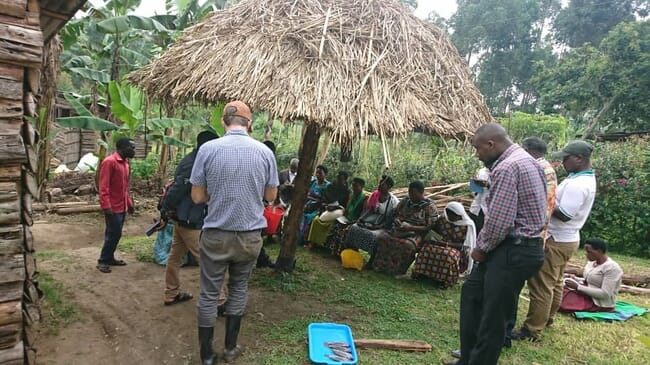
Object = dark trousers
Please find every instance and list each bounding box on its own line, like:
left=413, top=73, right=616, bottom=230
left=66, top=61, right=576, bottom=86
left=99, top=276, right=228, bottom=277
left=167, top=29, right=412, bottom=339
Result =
left=98, top=212, right=126, bottom=263
left=458, top=239, right=544, bottom=365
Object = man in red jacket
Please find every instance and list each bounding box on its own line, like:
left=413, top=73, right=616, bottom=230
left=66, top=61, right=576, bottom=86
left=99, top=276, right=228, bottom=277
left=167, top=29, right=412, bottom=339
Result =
left=97, top=137, right=136, bottom=273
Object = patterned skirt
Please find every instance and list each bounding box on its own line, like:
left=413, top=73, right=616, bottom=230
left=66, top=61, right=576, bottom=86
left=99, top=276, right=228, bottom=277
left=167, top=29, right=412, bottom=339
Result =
left=412, top=244, right=463, bottom=287
left=344, top=224, right=385, bottom=255
left=372, top=232, right=419, bottom=275
left=327, top=222, right=352, bottom=256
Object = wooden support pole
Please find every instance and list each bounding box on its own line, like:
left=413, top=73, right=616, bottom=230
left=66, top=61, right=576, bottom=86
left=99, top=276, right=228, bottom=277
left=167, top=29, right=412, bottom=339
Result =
left=276, top=122, right=321, bottom=272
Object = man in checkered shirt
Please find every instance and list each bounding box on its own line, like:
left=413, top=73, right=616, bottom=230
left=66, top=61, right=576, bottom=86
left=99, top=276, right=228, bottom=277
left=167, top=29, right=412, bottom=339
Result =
left=450, top=123, right=547, bottom=365
left=190, top=101, right=279, bottom=365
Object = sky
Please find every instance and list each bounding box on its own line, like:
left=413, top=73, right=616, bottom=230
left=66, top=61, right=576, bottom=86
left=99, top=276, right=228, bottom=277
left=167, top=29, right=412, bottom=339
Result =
left=122, top=0, right=458, bottom=19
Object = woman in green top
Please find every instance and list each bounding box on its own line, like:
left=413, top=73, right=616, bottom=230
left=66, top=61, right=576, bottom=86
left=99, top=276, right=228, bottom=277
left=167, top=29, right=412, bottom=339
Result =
left=327, top=178, right=369, bottom=255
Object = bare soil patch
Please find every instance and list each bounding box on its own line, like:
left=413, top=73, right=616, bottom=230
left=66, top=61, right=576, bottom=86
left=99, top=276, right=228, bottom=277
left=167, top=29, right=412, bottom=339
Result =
left=32, top=212, right=327, bottom=365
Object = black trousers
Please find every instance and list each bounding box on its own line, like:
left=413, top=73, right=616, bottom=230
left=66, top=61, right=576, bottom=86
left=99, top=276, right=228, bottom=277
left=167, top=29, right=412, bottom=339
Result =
left=458, top=239, right=544, bottom=365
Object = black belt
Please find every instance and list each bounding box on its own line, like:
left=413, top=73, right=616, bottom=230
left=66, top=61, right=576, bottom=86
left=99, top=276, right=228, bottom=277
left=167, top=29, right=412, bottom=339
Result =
left=205, top=228, right=262, bottom=234
left=505, top=236, right=542, bottom=247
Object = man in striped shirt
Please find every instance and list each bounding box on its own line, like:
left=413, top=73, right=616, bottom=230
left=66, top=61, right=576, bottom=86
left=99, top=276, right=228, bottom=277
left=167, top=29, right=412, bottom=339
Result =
left=451, top=124, right=547, bottom=365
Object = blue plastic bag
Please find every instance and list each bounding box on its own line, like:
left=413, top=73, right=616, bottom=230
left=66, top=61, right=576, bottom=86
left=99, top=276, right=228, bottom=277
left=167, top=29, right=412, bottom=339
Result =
left=153, top=224, right=174, bottom=265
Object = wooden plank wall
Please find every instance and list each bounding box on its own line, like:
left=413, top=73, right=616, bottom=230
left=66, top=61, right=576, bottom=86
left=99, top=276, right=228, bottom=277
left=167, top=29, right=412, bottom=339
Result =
left=0, top=1, right=42, bottom=364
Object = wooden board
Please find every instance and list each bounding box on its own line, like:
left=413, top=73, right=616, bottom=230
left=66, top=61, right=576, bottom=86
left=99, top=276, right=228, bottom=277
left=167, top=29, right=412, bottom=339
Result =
left=0, top=324, right=21, bottom=351
left=22, top=279, right=39, bottom=305
left=0, top=99, right=22, bottom=119
left=21, top=168, right=37, bottom=197
left=0, top=282, right=22, bottom=303
left=0, top=134, right=25, bottom=165
left=353, top=339, right=432, bottom=352
left=0, top=195, right=20, bottom=226
left=20, top=119, right=37, bottom=146
left=56, top=204, right=102, bottom=215
left=25, top=67, right=39, bottom=94
left=23, top=226, right=32, bottom=252
left=0, top=301, right=21, bottom=327
left=0, top=14, right=40, bottom=30
left=24, top=145, right=37, bottom=173
left=0, top=65, right=23, bottom=101
left=0, top=254, right=24, bottom=284
left=0, top=0, right=28, bottom=19
left=21, top=192, right=32, bottom=216
left=0, top=225, right=22, bottom=255
left=0, top=22, right=42, bottom=69
left=0, top=165, right=21, bottom=183
left=24, top=252, right=35, bottom=278
left=0, top=236, right=22, bottom=256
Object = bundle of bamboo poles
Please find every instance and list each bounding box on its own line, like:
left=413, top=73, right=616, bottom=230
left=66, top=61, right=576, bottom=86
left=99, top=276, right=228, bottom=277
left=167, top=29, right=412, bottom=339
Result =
left=392, top=182, right=473, bottom=211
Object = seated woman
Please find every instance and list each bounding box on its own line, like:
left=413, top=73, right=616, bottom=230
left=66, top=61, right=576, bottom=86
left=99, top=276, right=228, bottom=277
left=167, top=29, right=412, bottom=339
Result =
left=327, top=177, right=369, bottom=256
left=561, top=238, right=623, bottom=313
left=411, top=202, right=476, bottom=287
left=372, top=181, right=439, bottom=275
left=299, top=165, right=330, bottom=246
left=343, top=175, right=399, bottom=265
left=307, top=171, right=350, bottom=247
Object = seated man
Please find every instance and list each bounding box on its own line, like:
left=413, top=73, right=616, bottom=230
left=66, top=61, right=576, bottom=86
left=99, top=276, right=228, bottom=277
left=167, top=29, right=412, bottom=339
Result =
left=561, top=238, right=623, bottom=313
left=412, top=202, right=476, bottom=287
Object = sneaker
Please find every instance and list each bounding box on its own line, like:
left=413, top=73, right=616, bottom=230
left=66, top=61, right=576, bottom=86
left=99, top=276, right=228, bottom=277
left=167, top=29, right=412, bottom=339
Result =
left=451, top=349, right=461, bottom=359
left=511, top=327, right=540, bottom=342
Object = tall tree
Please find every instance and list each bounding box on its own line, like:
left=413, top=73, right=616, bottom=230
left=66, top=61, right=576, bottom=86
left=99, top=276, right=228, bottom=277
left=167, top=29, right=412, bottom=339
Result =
left=450, top=0, right=560, bottom=114
left=534, top=21, right=650, bottom=134
left=554, top=0, right=648, bottom=48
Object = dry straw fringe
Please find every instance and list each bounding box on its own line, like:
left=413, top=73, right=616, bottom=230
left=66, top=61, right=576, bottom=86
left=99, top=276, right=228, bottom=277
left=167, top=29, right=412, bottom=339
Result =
left=128, top=0, right=493, bottom=144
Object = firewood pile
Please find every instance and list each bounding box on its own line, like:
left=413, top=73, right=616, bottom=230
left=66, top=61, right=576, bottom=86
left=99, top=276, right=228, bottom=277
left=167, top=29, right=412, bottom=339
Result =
left=392, top=183, right=473, bottom=212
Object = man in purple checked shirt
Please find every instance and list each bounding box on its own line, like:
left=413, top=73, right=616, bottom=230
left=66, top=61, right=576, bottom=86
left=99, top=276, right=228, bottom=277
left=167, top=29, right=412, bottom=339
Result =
left=447, top=123, right=547, bottom=365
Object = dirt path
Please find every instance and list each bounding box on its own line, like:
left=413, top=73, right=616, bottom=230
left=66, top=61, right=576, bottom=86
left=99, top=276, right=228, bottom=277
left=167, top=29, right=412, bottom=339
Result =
left=31, top=213, right=315, bottom=365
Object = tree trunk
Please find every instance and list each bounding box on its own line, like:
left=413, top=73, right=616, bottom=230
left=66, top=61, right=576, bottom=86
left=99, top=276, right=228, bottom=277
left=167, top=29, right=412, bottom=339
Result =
left=582, top=98, right=615, bottom=139
left=275, top=122, right=321, bottom=272
left=158, top=128, right=173, bottom=186
left=316, top=129, right=330, bottom=166
left=264, top=113, right=274, bottom=141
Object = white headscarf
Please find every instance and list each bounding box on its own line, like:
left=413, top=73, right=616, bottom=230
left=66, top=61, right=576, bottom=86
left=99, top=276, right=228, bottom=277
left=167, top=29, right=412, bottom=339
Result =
left=444, top=202, right=477, bottom=274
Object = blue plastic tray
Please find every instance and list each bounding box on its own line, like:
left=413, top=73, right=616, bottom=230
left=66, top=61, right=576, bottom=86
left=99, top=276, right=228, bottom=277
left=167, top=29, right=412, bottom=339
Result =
left=308, top=323, right=358, bottom=365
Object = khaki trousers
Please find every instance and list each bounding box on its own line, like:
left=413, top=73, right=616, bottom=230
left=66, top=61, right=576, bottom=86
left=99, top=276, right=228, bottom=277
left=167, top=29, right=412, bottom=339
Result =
left=523, top=236, right=579, bottom=335
left=164, top=224, right=228, bottom=304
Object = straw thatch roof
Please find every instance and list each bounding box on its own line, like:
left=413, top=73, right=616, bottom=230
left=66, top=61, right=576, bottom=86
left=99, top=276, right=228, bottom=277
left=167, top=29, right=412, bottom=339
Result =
left=128, top=0, right=493, bottom=143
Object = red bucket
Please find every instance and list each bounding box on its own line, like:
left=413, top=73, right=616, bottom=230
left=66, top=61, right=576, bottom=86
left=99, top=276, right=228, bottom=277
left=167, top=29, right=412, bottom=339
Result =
left=264, top=205, right=285, bottom=235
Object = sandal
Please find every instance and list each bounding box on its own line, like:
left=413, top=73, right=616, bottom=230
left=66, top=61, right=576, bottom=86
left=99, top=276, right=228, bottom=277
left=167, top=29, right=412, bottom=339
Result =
left=165, top=292, right=193, bottom=306
left=96, top=264, right=111, bottom=273
left=107, top=259, right=127, bottom=266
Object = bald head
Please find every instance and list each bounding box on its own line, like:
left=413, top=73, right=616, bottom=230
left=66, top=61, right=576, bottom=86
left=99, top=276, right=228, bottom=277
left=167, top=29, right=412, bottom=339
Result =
left=471, top=123, right=513, bottom=167
left=474, top=123, right=510, bottom=144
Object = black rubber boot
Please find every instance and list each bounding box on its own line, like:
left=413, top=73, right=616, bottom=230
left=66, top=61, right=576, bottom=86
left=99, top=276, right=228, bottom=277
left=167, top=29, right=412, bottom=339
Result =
left=198, top=326, right=217, bottom=365
left=223, top=315, right=243, bottom=362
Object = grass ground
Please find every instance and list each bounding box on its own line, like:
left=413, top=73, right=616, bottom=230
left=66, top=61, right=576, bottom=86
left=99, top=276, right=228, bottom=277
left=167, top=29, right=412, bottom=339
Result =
left=72, top=236, right=650, bottom=364
left=251, top=245, right=650, bottom=365
left=35, top=251, right=79, bottom=335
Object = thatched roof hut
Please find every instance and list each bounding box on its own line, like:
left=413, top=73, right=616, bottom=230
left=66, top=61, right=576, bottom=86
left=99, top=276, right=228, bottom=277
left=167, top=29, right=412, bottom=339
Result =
left=129, top=0, right=492, bottom=143
left=129, top=0, right=493, bottom=271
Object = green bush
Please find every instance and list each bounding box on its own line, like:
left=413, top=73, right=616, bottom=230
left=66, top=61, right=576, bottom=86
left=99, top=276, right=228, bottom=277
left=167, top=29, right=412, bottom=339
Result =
left=581, top=138, right=650, bottom=257
left=498, top=112, right=569, bottom=150
left=130, top=151, right=159, bottom=179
